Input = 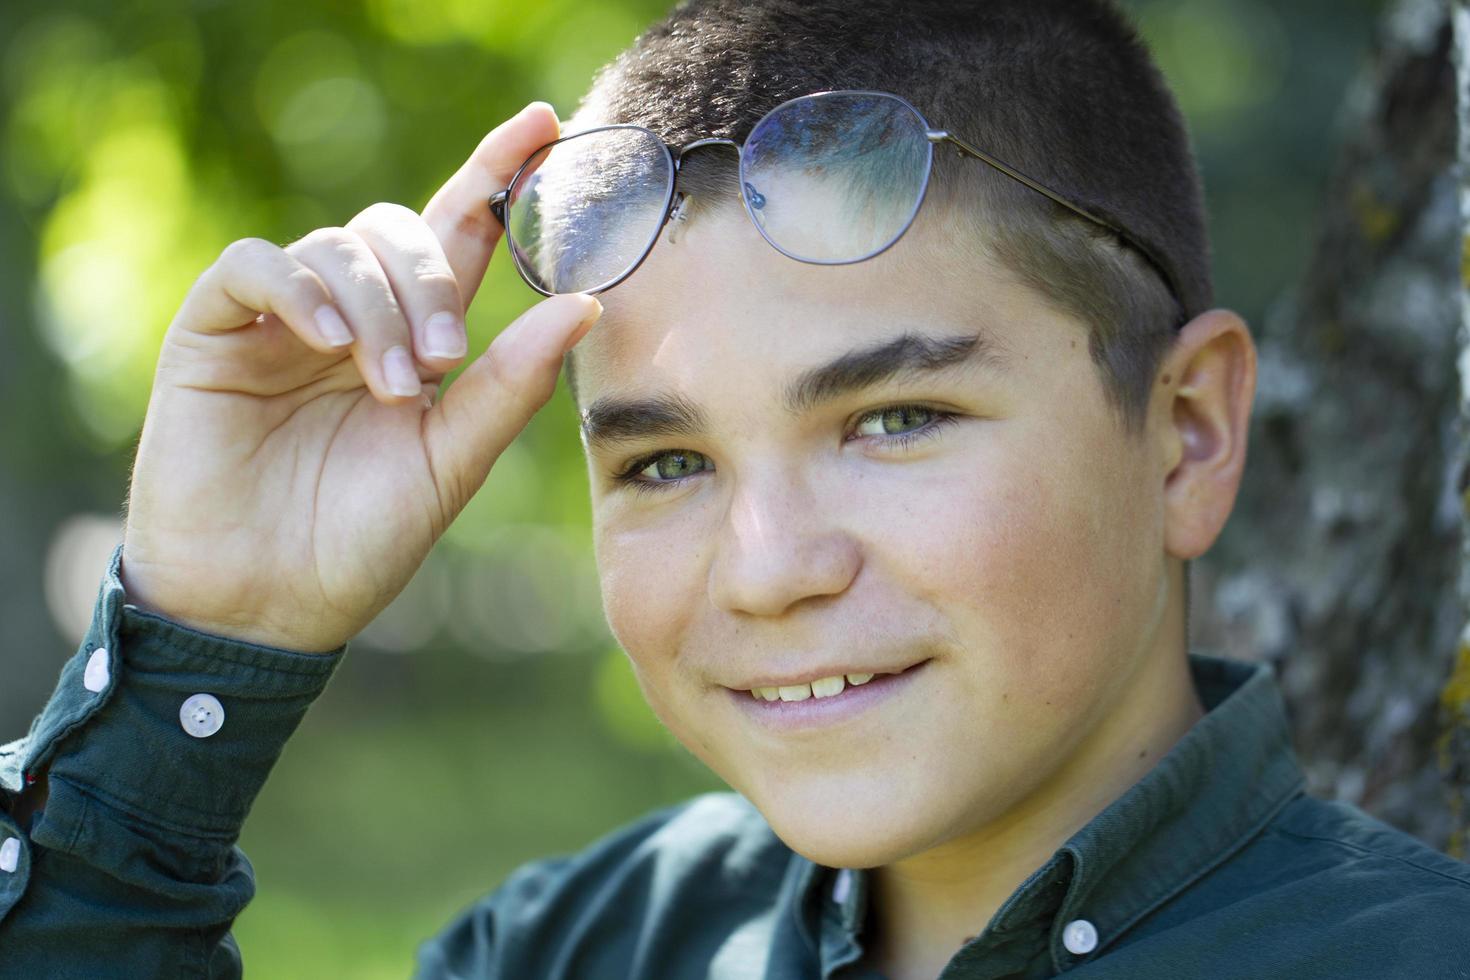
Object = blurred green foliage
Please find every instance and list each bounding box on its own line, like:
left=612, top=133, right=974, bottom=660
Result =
left=0, top=0, right=1387, bottom=974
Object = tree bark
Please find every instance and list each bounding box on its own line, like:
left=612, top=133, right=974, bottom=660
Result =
left=1192, top=0, right=1468, bottom=855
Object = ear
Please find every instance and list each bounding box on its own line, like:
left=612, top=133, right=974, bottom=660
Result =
left=1155, top=309, right=1257, bottom=560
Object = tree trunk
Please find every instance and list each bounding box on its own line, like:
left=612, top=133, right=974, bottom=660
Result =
left=1192, top=0, right=1468, bottom=855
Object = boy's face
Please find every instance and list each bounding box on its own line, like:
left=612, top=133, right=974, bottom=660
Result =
left=572, top=200, right=1179, bottom=869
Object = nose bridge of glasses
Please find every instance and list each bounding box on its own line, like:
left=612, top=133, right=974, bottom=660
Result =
left=666, top=137, right=742, bottom=224
left=673, top=136, right=741, bottom=167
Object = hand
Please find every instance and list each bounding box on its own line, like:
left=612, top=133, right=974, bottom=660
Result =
left=119, top=102, right=600, bottom=653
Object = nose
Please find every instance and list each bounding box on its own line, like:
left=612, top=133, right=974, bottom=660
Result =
left=707, top=464, right=861, bottom=617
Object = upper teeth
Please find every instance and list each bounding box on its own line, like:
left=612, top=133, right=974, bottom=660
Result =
left=750, top=672, right=876, bottom=702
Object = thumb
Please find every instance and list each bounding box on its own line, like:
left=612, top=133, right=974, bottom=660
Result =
left=423, top=292, right=602, bottom=515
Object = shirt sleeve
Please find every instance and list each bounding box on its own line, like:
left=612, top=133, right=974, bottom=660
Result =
left=0, top=543, right=344, bottom=978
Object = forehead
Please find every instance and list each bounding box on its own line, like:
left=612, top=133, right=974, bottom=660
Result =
left=570, top=200, right=1084, bottom=404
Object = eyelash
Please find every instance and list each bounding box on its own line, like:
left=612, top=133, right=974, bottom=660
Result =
left=610, top=404, right=961, bottom=497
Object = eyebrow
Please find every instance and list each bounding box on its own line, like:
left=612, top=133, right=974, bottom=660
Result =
left=580, top=330, right=1010, bottom=453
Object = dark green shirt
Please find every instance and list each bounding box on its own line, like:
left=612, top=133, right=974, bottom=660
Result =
left=2, top=545, right=1468, bottom=978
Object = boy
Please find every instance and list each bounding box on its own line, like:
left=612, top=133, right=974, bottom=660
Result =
left=2, top=0, right=1466, bottom=977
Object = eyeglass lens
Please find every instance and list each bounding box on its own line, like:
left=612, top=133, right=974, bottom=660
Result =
left=504, top=92, right=936, bottom=295
left=506, top=126, right=674, bottom=294
left=740, top=91, right=932, bottom=263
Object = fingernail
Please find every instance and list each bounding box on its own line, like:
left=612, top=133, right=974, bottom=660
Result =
left=562, top=297, right=603, bottom=353
left=315, top=306, right=353, bottom=347
left=579, top=295, right=603, bottom=328
left=382, top=345, right=421, bottom=396
left=423, top=311, right=466, bottom=359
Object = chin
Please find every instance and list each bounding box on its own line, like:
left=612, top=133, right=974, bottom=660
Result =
left=739, top=769, right=958, bottom=870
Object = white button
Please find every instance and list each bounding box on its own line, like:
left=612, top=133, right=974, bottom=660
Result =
left=831, top=868, right=853, bottom=905
left=179, top=693, right=225, bottom=738
left=83, top=647, right=110, bottom=693
left=0, top=837, right=19, bottom=874
left=1063, top=918, right=1098, bottom=955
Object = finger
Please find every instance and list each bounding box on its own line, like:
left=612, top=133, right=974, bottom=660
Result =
left=176, top=237, right=354, bottom=354
left=347, top=202, right=468, bottom=371
left=287, top=226, right=423, bottom=404
left=423, top=292, right=602, bottom=513
left=420, top=101, right=560, bottom=310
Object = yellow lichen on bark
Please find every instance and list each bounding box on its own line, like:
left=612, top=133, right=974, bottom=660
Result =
left=1350, top=180, right=1400, bottom=243
left=1443, top=642, right=1470, bottom=718
left=1439, top=642, right=1470, bottom=856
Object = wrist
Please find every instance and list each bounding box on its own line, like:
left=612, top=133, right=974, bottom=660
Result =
left=117, top=551, right=344, bottom=655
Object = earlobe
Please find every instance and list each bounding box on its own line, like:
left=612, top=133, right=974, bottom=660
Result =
left=1159, top=309, right=1257, bottom=560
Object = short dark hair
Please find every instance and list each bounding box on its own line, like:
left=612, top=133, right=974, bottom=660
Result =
left=561, top=0, right=1211, bottom=434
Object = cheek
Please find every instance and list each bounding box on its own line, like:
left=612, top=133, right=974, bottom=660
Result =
left=869, top=426, right=1149, bottom=711
left=593, top=511, right=711, bottom=710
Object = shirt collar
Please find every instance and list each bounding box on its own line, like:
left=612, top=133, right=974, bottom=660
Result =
left=793, top=653, right=1307, bottom=975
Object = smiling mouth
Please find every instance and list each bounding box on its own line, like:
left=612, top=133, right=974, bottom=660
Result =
left=743, top=662, right=924, bottom=703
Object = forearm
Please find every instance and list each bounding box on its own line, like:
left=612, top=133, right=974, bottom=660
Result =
left=0, top=544, right=344, bottom=977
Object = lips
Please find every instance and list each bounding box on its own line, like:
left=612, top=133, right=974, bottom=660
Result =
left=748, top=672, right=877, bottom=702
left=729, top=660, right=931, bottom=732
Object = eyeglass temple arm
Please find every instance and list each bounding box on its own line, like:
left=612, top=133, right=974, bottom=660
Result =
left=488, top=189, right=509, bottom=226
left=932, top=131, right=1187, bottom=326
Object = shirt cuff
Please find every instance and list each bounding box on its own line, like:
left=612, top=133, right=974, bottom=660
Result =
left=0, top=543, right=345, bottom=839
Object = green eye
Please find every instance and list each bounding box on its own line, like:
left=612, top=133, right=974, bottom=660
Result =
left=855, top=405, right=935, bottom=437
left=641, top=450, right=711, bottom=481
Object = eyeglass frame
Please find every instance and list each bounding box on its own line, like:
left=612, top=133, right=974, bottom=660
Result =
left=487, top=89, right=1188, bottom=328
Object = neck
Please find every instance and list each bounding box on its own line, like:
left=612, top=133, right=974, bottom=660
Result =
left=865, top=578, right=1203, bottom=980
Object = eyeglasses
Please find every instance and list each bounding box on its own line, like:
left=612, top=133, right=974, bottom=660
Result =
left=487, top=89, right=1186, bottom=326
